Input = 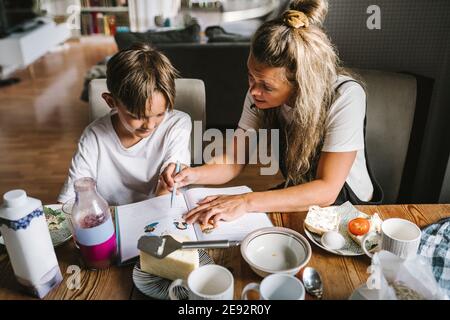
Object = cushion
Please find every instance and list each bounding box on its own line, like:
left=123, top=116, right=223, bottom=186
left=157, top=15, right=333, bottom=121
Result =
left=114, top=23, right=201, bottom=50
left=205, top=26, right=251, bottom=43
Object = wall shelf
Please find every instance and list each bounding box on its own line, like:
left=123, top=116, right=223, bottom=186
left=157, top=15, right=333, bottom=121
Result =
left=80, top=6, right=129, bottom=13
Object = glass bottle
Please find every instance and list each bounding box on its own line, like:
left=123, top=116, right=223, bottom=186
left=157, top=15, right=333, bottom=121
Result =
left=71, top=177, right=117, bottom=269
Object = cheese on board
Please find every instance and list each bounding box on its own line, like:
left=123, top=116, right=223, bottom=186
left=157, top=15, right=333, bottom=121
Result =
left=140, top=248, right=199, bottom=281
left=139, top=235, right=199, bottom=280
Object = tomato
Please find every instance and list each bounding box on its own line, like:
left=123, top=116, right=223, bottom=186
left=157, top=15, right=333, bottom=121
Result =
left=348, top=218, right=370, bottom=236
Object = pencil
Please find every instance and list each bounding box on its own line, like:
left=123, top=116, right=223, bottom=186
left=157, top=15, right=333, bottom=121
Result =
left=170, top=161, right=181, bottom=208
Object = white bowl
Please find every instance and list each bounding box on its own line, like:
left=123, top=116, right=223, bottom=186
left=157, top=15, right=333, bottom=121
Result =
left=240, top=227, right=312, bottom=278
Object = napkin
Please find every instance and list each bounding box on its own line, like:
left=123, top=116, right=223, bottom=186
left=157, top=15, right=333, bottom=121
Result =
left=417, top=217, right=450, bottom=297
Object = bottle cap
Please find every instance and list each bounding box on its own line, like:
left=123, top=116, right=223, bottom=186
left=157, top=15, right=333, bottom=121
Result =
left=3, top=189, right=27, bottom=208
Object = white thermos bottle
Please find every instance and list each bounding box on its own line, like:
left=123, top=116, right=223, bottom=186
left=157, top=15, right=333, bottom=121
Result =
left=0, top=190, right=62, bottom=298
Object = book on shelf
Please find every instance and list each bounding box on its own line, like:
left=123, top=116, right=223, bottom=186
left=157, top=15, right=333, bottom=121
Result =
left=81, top=0, right=128, bottom=7
left=80, top=12, right=125, bottom=35
left=115, top=185, right=273, bottom=264
left=79, top=0, right=128, bottom=35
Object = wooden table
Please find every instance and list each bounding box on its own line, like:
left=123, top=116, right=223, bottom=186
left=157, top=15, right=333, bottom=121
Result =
left=0, top=204, right=449, bottom=300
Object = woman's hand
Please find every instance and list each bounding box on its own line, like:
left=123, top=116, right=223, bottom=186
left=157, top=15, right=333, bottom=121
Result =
left=160, top=163, right=200, bottom=191
left=183, top=193, right=251, bottom=225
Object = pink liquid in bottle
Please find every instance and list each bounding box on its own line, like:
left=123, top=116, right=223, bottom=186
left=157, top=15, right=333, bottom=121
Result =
left=72, top=178, right=117, bottom=269
left=75, top=212, right=117, bottom=269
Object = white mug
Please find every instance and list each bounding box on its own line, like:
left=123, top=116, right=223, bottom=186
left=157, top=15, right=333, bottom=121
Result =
left=241, top=273, right=305, bottom=300
left=168, top=265, right=234, bottom=300
left=362, top=218, right=421, bottom=259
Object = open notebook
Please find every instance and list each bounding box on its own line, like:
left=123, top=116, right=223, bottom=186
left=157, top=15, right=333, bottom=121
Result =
left=115, top=185, right=273, bottom=263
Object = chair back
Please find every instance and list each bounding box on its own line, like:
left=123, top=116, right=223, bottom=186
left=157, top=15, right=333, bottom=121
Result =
left=354, top=68, right=417, bottom=203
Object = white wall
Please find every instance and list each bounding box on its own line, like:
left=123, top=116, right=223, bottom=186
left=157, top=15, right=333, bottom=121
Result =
left=129, top=0, right=181, bottom=31
left=40, top=0, right=80, bottom=16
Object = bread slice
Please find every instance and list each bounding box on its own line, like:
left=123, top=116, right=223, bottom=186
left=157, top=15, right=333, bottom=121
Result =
left=304, top=206, right=341, bottom=235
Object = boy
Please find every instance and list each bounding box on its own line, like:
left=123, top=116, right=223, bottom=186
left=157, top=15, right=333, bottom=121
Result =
left=58, top=43, right=191, bottom=206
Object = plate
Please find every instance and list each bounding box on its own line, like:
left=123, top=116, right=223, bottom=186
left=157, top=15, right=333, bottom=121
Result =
left=0, top=204, right=72, bottom=248
left=44, top=204, right=73, bottom=247
left=304, top=202, right=378, bottom=256
left=132, top=249, right=214, bottom=300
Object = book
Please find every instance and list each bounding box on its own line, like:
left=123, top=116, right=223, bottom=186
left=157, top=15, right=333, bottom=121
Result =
left=115, top=185, right=273, bottom=264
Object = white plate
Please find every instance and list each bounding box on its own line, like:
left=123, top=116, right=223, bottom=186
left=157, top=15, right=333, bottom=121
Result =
left=132, top=249, right=214, bottom=300
left=304, top=202, right=378, bottom=256
left=0, top=204, right=72, bottom=248
left=45, top=204, right=73, bottom=247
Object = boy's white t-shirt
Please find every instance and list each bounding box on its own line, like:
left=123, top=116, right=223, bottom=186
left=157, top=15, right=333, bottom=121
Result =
left=58, top=109, right=191, bottom=206
left=238, top=75, right=374, bottom=201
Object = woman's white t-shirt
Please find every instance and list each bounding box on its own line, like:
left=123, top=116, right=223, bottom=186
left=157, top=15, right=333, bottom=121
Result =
left=58, top=109, right=191, bottom=206
left=238, top=75, right=374, bottom=201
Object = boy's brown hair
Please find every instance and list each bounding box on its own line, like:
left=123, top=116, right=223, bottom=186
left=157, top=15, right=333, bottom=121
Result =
left=106, top=43, right=178, bottom=118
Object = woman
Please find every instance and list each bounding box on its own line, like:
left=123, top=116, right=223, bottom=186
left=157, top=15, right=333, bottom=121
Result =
left=161, top=0, right=383, bottom=226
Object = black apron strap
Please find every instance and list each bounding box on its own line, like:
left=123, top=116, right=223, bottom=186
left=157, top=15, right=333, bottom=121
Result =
left=332, top=80, right=383, bottom=205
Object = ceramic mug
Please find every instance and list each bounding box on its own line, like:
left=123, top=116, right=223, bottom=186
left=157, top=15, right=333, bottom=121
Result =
left=362, top=218, right=421, bottom=259
left=168, top=265, right=234, bottom=300
left=241, top=273, right=305, bottom=300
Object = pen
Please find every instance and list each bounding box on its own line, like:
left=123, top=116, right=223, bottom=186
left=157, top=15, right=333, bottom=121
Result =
left=170, top=161, right=181, bottom=208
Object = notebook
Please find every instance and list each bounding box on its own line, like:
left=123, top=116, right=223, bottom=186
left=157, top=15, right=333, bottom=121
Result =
left=115, top=185, right=273, bottom=264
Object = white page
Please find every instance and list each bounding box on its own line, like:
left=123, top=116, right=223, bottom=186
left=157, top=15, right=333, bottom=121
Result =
left=184, top=186, right=252, bottom=211
left=184, top=186, right=273, bottom=241
left=116, top=193, right=196, bottom=263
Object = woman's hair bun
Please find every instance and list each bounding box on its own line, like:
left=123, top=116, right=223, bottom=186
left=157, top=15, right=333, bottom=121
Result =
left=289, top=0, right=328, bottom=26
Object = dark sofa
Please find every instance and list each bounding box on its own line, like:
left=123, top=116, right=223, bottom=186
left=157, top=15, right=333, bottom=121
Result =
left=138, top=42, right=251, bottom=130
left=114, top=31, right=252, bottom=129
left=112, top=0, right=294, bottom=128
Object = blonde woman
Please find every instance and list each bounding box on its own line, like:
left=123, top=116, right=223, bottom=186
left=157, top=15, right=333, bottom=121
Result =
left=161, top=0, right=383, bottom=225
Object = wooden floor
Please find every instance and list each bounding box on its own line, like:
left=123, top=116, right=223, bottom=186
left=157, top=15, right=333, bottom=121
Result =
left=0, top=38, right=282, bottom=204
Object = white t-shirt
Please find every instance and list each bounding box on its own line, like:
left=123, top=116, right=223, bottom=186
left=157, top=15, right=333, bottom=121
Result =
left=238, top=75, right=374, bottom=201
left=58, top=109, right=191, bottom=206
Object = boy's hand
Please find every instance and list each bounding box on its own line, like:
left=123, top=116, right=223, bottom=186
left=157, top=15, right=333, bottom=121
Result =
left=160, top=163, right=200, bottom=191
left=154, top=178, right=171, bottom=196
